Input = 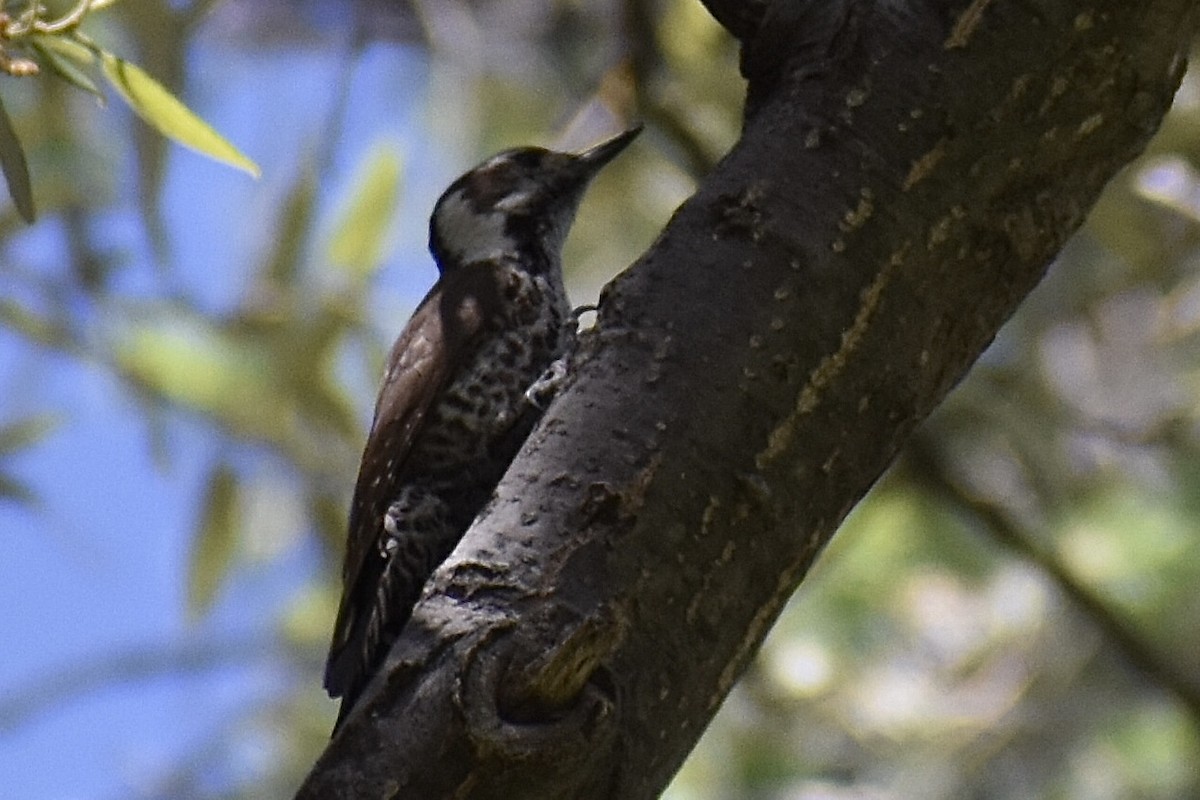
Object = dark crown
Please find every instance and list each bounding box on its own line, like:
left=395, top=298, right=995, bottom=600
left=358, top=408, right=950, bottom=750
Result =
left=428, top=127, right=641, bottom=272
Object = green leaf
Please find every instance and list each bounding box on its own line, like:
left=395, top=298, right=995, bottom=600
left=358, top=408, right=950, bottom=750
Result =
left=31, top=33, right=96, bottom=66
left=0, top=413, right=62, bottom=454
left=0, top=93, right=36, bottom=223
left=31, top=35, right=104, bottom=100
left=113, top=313, right=286, bottom=441
left=0, top=299, right=68, bottom=347
left=0, top=472, right=36, bottom=505
left=100, top=52, right=260, bottom=178
left=189, top=464, right=241, bottom=617
left=327, top=144, right=403, bottom=278
left=264, top=164, right=316, bottom=287
left=311, top=491, right=349, bottom=551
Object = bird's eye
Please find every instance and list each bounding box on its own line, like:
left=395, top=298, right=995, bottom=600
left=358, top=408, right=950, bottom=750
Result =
left=510, top=150, right=545, bottom=169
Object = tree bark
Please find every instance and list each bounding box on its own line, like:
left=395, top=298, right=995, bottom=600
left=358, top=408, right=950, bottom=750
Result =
left=296, top=1, right=1196, bottom=797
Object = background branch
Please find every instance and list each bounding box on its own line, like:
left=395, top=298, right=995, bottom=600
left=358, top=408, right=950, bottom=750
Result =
left=903, top=434, right=1200, bottom=723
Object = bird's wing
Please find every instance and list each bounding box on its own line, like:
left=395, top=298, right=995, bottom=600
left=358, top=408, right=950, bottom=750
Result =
left=324, top=273, right=494, bottom=697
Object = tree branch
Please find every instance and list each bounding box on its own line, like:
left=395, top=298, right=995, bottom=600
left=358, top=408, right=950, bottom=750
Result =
left=296, top=1, right=1198, bottom=797
left=903, top=434, right=1200, bottom=723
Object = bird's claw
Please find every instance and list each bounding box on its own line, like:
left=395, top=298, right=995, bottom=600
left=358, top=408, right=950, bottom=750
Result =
left=524, top=357, right=569, bottom=409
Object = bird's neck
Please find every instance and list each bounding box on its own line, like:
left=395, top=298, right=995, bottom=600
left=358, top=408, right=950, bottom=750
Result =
left=430, top=192, right=578, bottom=276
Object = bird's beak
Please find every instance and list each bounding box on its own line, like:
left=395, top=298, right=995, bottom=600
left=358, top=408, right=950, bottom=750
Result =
left=545, top=125, right=641, bottom=205
left=574, top=125, right=643, bottom=174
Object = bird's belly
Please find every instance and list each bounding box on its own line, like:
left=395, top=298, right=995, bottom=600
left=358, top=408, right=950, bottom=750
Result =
left=410, top=314, right=566, bottom=474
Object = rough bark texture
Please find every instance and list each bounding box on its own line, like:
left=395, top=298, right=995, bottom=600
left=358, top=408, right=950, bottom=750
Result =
left=296, top=1, right=1196, bottom=797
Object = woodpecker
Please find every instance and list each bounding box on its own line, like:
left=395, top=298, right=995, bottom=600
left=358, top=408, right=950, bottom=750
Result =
left=324, top=126, right=641, bottom=731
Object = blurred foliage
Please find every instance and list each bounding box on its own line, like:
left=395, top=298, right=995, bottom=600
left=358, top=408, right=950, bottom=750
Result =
left=0, top=1, right=1197, bottom=799
left=0, top=410, right=58, bottom=500
left=325, top=143, right=402, bottom=277
left=189, top=462, right=240, bottom=616
left=0, top=0, right=257, bottom=222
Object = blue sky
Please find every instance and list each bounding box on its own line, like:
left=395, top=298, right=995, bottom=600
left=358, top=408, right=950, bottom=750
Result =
left=0, top=32, right=443, bottom=799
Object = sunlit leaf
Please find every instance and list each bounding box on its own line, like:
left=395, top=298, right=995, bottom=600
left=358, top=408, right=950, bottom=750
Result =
left=189, top=463, right=240, bottom=617
left=31, top=33, right=96, bottom=66
left=326, top=144, right=402, bottom=278
left=99, top=52, right=260, bottom=178
left=0, top=414, right=62, bottom=454
left=0, top=93, right=35, bottom=223
left=31, top=35, right=104, bottom=100
left=114, top=314, right=287, bottom=441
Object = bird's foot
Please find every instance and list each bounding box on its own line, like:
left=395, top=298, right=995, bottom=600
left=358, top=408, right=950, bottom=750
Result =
left=524, top=357, right=569, bottom=410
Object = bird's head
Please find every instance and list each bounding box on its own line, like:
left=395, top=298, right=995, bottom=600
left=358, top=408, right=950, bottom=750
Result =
left=429, top=126, right=641, bottom=271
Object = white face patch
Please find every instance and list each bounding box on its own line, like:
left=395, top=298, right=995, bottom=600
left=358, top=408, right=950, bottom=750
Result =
left=432, top=189, right=519, bottom=265
left=495, top=188, right=535, bottom=212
